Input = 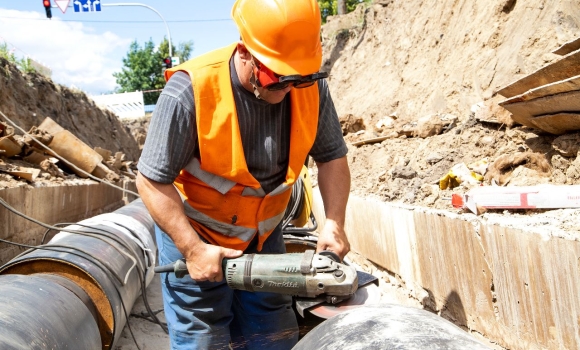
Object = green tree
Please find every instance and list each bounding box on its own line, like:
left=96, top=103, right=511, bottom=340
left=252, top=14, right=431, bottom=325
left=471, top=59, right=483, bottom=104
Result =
left=318, top=0, right=371, bottom=23
left=113, top=37, right=193, bottom=105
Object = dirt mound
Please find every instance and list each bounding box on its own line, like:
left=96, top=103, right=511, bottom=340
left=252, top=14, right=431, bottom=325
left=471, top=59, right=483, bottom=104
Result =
left=321, top=0, right=580, bottom=210
left=0, top=57, right=140, bottom=161
left=2, top=0, right=580, bottom=213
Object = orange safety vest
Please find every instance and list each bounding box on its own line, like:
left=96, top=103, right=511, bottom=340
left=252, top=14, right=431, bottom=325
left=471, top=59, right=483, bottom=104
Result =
left=164, top=43, right=320, bottom=251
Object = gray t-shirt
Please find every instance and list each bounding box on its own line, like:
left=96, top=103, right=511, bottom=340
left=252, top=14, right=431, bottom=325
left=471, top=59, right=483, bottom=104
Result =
left=138, top=56, right=347, bottom=194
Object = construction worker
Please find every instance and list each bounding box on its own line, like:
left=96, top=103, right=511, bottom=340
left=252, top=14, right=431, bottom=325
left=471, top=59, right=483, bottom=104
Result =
left=136, top=0, right=351, bottom=348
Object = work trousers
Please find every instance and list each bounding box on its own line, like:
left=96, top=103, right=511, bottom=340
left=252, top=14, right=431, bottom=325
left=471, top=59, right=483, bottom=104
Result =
left=155, top=224, right=299, bottom=350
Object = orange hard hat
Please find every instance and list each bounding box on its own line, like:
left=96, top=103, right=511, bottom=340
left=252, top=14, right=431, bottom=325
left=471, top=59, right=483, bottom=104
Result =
left=231, top=0, right=323, bottom=76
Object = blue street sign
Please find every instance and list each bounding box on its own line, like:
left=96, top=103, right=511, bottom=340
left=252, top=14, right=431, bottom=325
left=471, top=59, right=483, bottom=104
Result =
left=73, top=0, right=101, bottom=12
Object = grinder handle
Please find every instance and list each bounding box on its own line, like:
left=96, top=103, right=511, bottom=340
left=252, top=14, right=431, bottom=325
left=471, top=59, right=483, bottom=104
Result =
left=154, top=258, right=189, bottom=278
left=154, top=257, right=234, bottom=279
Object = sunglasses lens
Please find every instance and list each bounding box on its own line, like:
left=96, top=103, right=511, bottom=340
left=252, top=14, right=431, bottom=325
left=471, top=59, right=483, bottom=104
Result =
left=265, top=82, right=290, bottom=91
left=293, top=81, right=316, bottom=89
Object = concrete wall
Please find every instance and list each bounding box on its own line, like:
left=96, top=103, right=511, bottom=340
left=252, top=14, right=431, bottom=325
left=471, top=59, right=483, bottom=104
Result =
left=312, top=190, right=580, bottom=350
left=0, top=180, right=137, bottom=264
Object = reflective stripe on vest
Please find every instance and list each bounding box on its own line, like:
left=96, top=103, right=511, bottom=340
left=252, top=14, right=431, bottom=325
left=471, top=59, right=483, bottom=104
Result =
left=166, top=43, right=319, bottom=251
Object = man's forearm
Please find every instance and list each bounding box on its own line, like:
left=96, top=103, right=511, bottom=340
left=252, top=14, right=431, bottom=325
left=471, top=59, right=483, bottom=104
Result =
left=136, top=172, right=203, bottom=260
left=316, top=156, right=351, bottom=226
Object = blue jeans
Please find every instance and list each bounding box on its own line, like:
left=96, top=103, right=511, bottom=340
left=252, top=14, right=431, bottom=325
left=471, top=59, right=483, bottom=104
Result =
left=156, top=224, right=299, bottom=350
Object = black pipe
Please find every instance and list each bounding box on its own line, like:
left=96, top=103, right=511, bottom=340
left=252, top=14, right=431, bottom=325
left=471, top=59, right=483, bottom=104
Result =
left=0, top=275, right=102, bottom=350
left=0, top=199, right=156, bottom=350
left=293, top=304, right=492, bottom=349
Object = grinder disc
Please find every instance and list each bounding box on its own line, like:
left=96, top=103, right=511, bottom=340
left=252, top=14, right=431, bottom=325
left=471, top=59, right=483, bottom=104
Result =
left=307, top=282, right=381, bottom=319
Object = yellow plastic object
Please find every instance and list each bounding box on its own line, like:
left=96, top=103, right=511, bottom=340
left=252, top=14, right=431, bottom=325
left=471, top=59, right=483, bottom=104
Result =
left=439, top=169, right=484, bottom=190
left=231, top=0, right=323, bottom=75
left=292, top=165, right=314, bottom=227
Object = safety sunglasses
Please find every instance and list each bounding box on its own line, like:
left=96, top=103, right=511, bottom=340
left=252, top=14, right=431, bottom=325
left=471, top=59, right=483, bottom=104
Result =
left=252, top=57, right=328, bottom=91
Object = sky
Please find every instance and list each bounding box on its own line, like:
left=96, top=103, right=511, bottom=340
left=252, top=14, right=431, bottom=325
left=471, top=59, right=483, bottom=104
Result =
left=0, top=0, right=240, bottom=95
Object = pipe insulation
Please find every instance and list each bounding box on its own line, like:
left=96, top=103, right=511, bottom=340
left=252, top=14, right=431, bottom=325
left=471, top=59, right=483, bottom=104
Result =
left=0, top=199, right=156, bottom=350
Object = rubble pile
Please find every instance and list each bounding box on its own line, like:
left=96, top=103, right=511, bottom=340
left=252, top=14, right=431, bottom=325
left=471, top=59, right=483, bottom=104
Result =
left=0, top=117, right=136, bottom=186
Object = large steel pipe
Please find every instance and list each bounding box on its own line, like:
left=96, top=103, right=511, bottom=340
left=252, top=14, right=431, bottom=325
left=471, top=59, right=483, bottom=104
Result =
left=293, top=304, right=492, bottom=350
left=0, top=274, right=102, bottom=349
left=0, top=199, right=156, bottom=350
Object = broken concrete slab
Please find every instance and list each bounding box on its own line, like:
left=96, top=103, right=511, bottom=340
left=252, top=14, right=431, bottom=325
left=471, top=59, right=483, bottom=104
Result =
left=496, top=48, right=580, bottom=98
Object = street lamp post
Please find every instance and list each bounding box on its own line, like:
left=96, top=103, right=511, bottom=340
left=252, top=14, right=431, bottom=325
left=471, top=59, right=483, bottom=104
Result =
left=102, top=3, right=173, bottom=57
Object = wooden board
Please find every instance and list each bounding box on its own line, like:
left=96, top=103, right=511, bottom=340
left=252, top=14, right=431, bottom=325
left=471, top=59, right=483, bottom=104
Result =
left=530, top=113, right=580, bottom=135
left=496, top=48, right=580, bottom=98
left=499, top=75, right=580, bottom=105
left=351, top=135, right=390, bottom=146
left=499, top=89, right=580, bottom=130
left=552, top=37, right=580, bottom=56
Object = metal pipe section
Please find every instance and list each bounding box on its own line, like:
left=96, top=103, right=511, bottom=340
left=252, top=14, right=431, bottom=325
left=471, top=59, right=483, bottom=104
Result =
left=0, top=274, right=102, bottom=350
left=293, top=304, right=492, bottom=350
left=0, top=199, right=156, bottom=350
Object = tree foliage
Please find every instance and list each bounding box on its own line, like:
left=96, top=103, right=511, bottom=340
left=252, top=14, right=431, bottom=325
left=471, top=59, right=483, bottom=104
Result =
left=113, top=37, right=193, bottom=104
left=318, top=0, right=371, bottom=23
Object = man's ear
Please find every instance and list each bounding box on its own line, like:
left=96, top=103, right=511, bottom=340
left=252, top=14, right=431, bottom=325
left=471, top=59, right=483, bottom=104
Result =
left=237, top=42, right=251, bottom=61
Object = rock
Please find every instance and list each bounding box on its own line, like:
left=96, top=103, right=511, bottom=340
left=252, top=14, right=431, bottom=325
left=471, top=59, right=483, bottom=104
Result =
left=552, top=133, right=580, bottom=157
left=339, top=114, right=365, bottom=135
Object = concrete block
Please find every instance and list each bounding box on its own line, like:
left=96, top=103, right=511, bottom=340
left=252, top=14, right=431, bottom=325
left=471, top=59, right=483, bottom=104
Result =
left=312, top=189, right=580, bottom=350
left=0, top=180, right=136, bottom=264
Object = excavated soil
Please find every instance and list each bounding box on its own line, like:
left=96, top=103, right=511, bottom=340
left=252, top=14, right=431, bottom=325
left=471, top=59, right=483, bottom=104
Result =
left=2, top=3, right=580, bottom=349
left=315, top=0, right=580, bottom=229
left=2, top=0, right=580, bottom=225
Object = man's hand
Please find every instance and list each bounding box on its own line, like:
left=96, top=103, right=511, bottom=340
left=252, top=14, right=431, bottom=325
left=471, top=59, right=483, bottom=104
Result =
left=185, top=242, right=243, bottom=282
left=316, top=219, right=350, bottom=261
left=137, top=173, right=243, bottom=282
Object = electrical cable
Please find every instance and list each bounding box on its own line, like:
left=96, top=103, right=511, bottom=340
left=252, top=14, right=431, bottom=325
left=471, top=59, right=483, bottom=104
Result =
left=281, top=176, right=304, bottom=230
left=0, top=109, right=140, bottom=198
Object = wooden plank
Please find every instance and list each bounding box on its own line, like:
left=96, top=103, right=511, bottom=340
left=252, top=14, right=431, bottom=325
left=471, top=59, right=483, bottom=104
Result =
left=351, top=135, right=390, bottom=146
left=0, top=164, right=40, bottom=182
left=499, top=75, right=580, bottom=105
left=499, top=90, right=580, bottom=130
left=552, top=37, right=580, bottom=56
left=529, top=113, right=580, bottom=135
left=496, top=48, right=580, bottom=98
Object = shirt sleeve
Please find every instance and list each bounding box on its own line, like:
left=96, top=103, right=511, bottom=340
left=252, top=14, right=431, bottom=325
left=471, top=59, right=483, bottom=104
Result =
left=308, top=79, right=348, bottom=163
left=137, top=71, right=198, bottom=184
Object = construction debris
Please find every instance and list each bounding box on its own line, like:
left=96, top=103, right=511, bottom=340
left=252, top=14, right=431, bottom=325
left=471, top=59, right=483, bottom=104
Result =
left=484, top=152, right=551, bottom=186
left=451, top=184, right=580, bottom=214
left=0, top=116, right=136, bottom=184
left=498, top=42, right=580, bottom=134
left=0, top=122, right=22, bottom=158
left=0, top=162, right=41, bottom=182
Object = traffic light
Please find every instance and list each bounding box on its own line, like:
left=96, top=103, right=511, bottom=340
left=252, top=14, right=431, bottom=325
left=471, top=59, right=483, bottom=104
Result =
left=43, top=0, right=52, bottom=19
left=162, top=57, right=172, bottom=70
